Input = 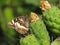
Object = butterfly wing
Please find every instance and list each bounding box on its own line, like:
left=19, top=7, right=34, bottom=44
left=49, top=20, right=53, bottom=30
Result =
left=8, top=16, right=29, bottom=35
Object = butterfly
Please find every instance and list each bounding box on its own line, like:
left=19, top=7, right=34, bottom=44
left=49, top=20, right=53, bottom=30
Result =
left=8, top=15, right=29, bottom=35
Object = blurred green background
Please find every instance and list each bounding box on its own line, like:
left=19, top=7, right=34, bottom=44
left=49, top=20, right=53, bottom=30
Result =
left=0, top=0, right=60, bottom=45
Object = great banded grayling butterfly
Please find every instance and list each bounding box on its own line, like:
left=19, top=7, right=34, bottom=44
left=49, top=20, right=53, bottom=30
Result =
left=8, top=15, right=29, bottom=35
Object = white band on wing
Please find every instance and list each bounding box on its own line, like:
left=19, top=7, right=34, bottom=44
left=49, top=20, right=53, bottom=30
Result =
left=15, top=22, right=28, bottom=31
